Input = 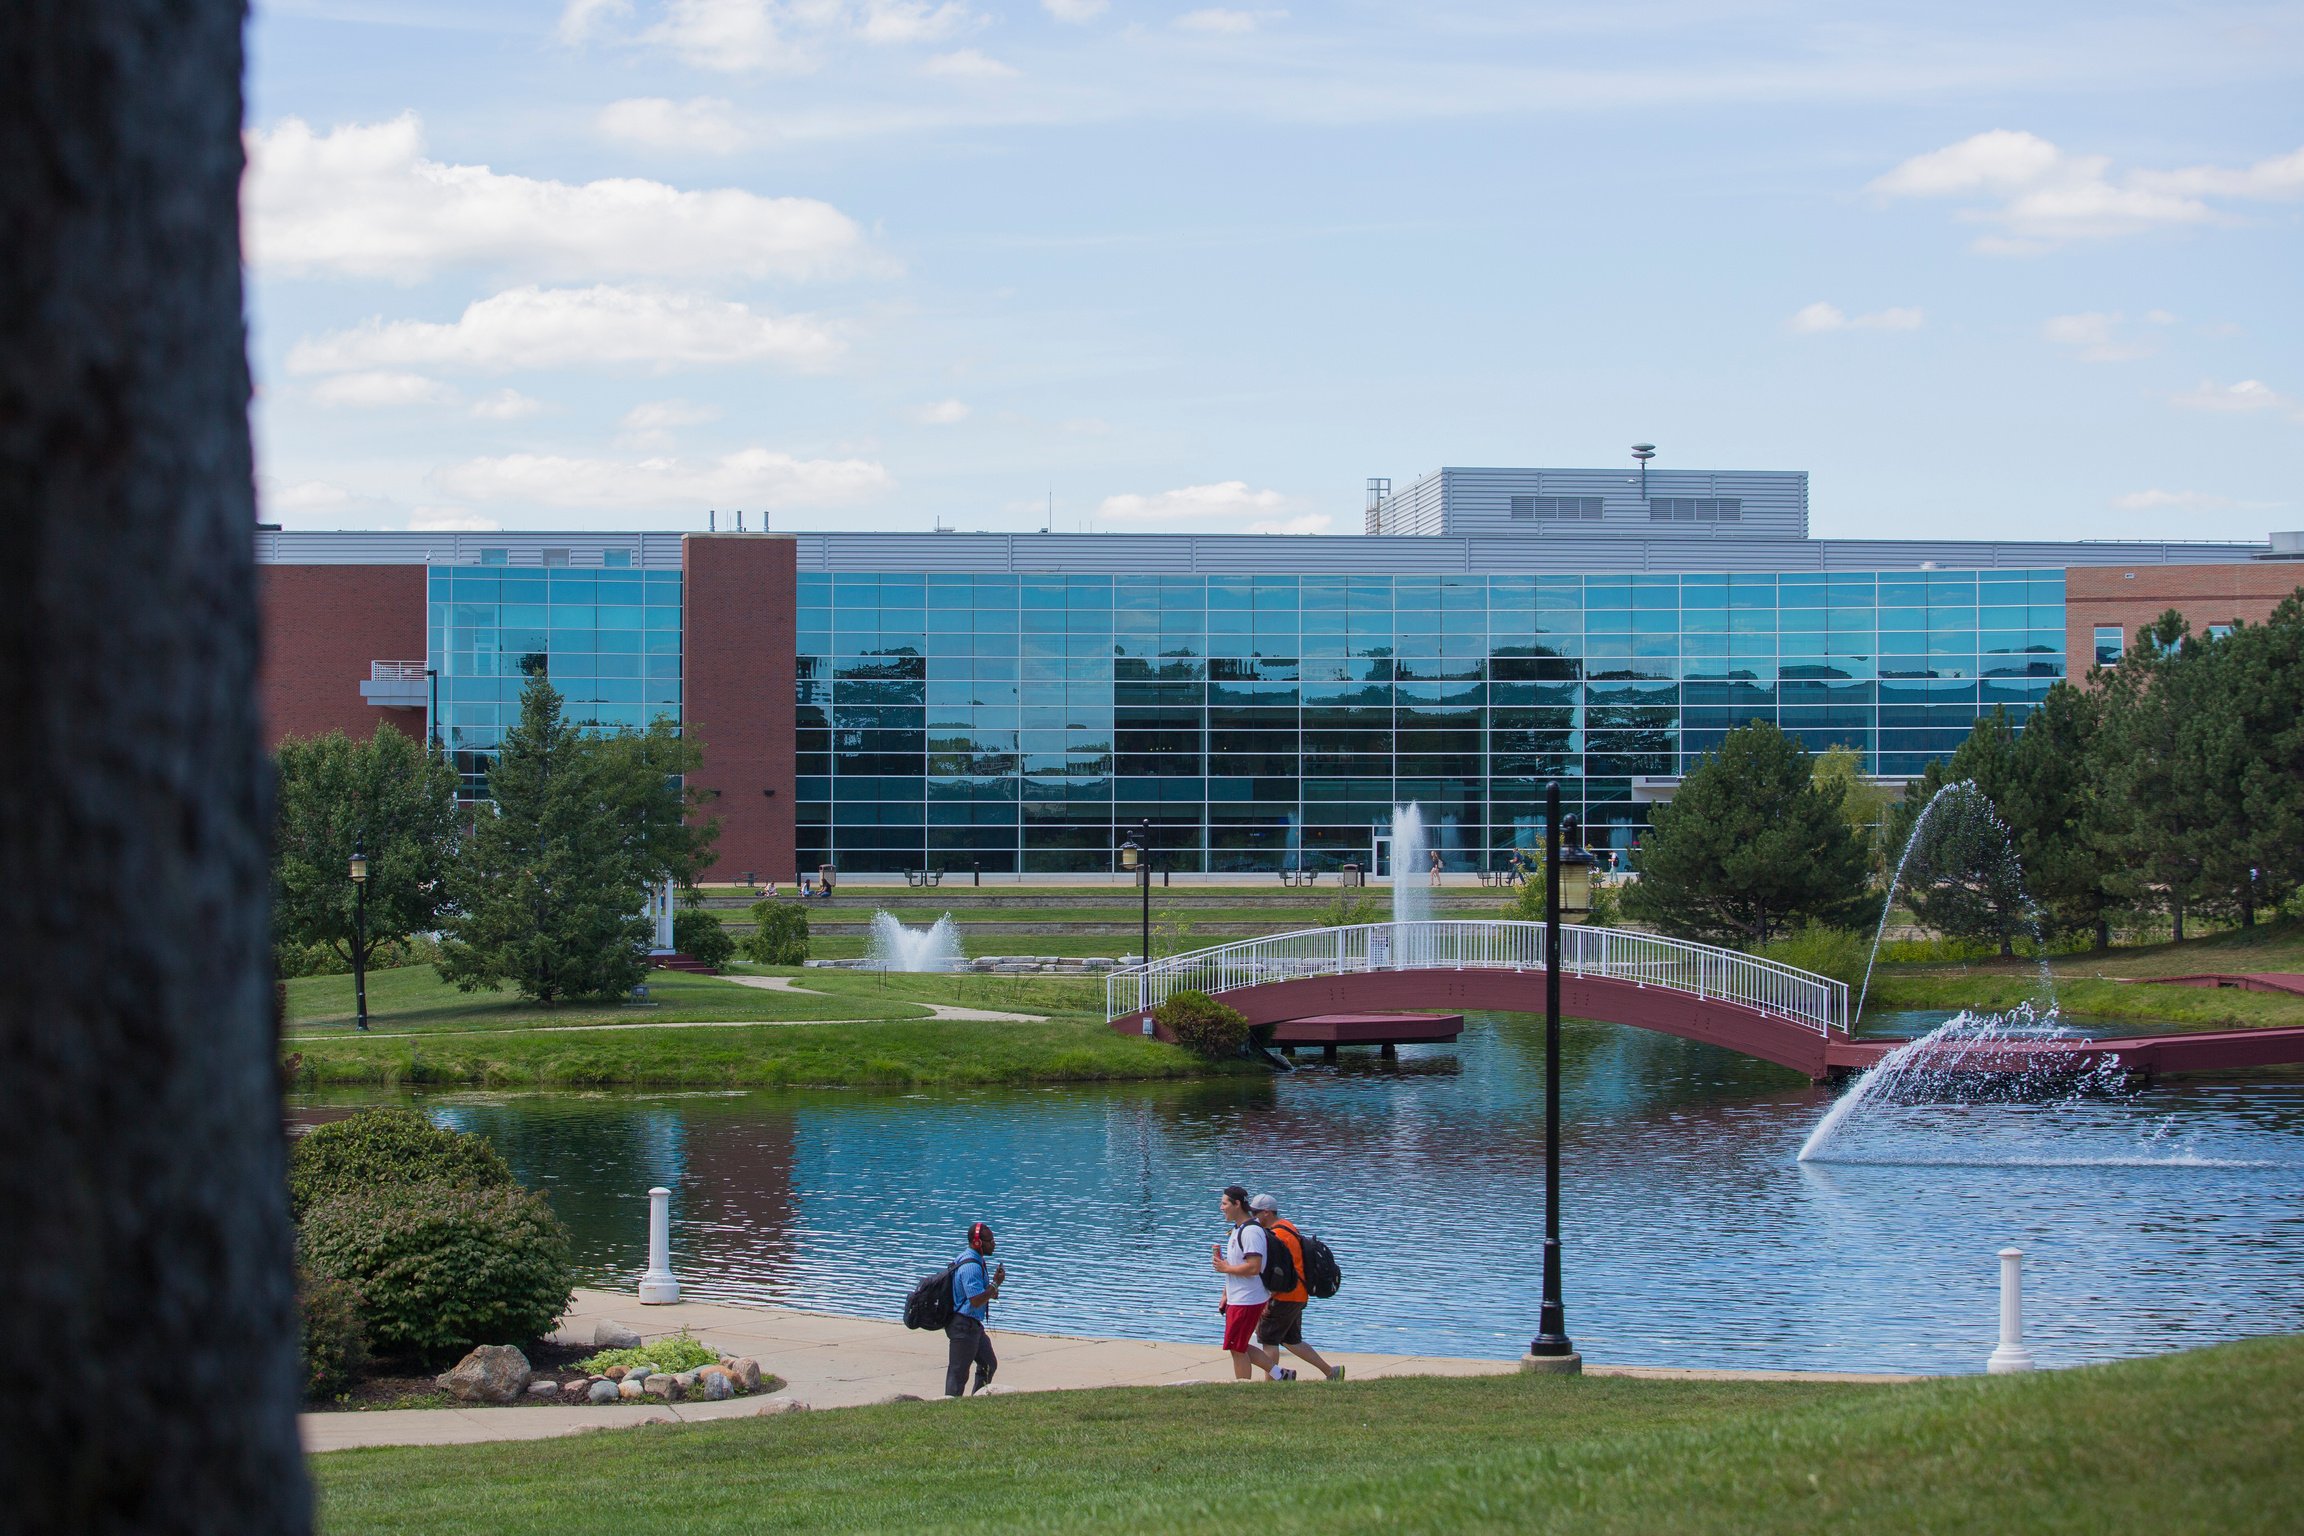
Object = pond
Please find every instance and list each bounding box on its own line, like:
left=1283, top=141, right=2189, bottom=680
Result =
left=292, top=1012, right=2304, bottom=1375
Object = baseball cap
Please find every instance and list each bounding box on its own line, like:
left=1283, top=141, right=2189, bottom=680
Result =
left=1249, top=1194, right=1279, bottom=1212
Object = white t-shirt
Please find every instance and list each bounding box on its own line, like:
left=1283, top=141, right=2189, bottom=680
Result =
left=1223, top=1222, right=1270, bottom=1306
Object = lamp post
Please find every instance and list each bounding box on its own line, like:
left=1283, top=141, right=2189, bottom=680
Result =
left=1119, top=822, right=1150, bottom=966
left=348, top=834, right=371, bottom=1033
left=1524, top=781, right=1580, bottom=1371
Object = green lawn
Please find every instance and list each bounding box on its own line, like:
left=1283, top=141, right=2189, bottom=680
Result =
left=312, top=1335, right=2303, bottom=1534
left=1864, top=918, right=2304, bottom=1030
left=284, top=964, right=1214, bottom=1089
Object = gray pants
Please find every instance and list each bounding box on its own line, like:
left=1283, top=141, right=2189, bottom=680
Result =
left=944, top=1314, right=996, bottom=1397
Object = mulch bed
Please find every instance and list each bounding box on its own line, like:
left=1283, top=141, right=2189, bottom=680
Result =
left=312, top=1340, right=598, bottom=1412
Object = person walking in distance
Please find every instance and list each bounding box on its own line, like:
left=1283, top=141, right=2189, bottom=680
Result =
left=1212, top=1186, right=1284, bottom=1380
left=1428, top=847, right=1443, bottom=887
left=945, top=1221, right=1004, bottom=1398
left=1251, top=1195, right=1342, bottom=1381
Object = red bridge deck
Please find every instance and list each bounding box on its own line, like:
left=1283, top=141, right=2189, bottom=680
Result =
left=1269, top=1013, right=1465, bottom=1047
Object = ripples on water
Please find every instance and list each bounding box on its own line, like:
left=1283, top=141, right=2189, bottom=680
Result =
left=293, top=1013, right=2304, bottom=1375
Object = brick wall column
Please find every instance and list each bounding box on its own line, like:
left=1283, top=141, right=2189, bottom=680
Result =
left=681, top=535, right=797, bottom=882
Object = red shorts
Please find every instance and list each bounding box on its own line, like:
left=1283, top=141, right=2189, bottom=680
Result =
left=1222, top=1302, right=1268, bottom=1354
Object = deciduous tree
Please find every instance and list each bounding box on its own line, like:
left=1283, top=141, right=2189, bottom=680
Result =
left=272, top=726, right=459, bottom=974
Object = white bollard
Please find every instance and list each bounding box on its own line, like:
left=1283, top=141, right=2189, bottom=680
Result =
left=1985, top=1246, right=2035, bottom=1374
left=638, top=1185, right=680, bottom=1305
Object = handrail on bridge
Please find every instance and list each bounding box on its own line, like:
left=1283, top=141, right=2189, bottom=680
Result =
left=1106, top=920, right=1847, bottom=1038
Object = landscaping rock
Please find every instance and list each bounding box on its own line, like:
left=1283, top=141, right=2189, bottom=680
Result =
left=754, top=1398, right=808, bottom=1417
left=627, top=1365, right=652, bottom=1383
left=586, top=1379, right=620, bottom=1405
left=876, top=1393, right=923, bottom=1405
left=562, top=1380, right=591, bottom=1404
left=698, top=1369, right=733, bottom=1401
left=649, top=1375, right=680, bottom=1401
left=603, top=1365, right=628, bottom=1381
left=435, top=1345, right=532, bottom=1405
left=673, top=1371, right=698, bottom=1391
left=618, top=1379, right=646, bottom=1400
left=729, top=1358, right=763, bottom=1391
left=593, top=1319, right=643, bottom=1350
left=527, top=1380, right=560, bottom=1399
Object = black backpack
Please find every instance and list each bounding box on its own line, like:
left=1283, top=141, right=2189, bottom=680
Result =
left=1295, top=1227, right=1342, bottom=1299
left=903, top=1259, right=965, bottom=1330
left=1239, top=1224, right=1298, bottom=1295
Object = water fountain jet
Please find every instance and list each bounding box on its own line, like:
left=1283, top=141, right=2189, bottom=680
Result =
left=867, top=911, right=965, bottom=972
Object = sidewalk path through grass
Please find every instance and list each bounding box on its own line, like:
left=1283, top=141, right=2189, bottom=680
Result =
left=722, top=972, right=1047, bottom=1022
left=302, top=1287, right=1917, bottom=1453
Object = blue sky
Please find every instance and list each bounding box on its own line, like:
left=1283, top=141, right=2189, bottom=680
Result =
left=245, top=0, right=2304, bottom=543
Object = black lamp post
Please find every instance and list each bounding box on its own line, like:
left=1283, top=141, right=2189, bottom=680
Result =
left=1119, top=822, right=1150, bottom=965
left=1525, top=781, right=1579, bottom=1371
left=349, top=834, right=371, bottom=1033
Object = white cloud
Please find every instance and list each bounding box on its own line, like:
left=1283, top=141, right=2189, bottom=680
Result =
left=857, top=1, right=978, bottom=45
left=923, top=48, right=1017, bottom=77
left=915, top=398, right=971, bottom=423
left=1871, top=130, right=2304, bottom=252
left=640, top=0, right=815, bottom=73
left=287, top=286, right=841, bottom=375
left=1097, top=480, right=1296, bottom=523
left=470, top=389, right=546, bottom=420
left=263, top=479, right=371, bottom=516
left=557, top=0, right=631, bottom=44
left=1041, top=0, right=1106, bottom=19
left=432, top=449, right=893, bottom=510
left=1177, top=9, right=1264, bottom=33
left=2042, top=311, right=2149, bottom=363
left=2110, top=489, right=2237, bottom=512
left=597, top=97, right=748, bottom=154
left=245, top=114, right=868, bottom=282
left=2169, top=378, right=2304, bottom=422
left=409, top=506, right=500, bottom=531
left=1788, top=301, right=1923, bottom=333
left=309, top=371, right=459, bottom=408
left=622, top=399, right=724, bottom=431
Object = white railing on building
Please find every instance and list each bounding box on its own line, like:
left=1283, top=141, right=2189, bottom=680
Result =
left=370, top=659, right=428, bottom=682
left=1104, top=921, right=1846, bottom=1038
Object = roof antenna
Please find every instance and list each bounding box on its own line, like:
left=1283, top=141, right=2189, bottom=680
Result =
left=1045, top=487, right=1053, bottom=535
left=737, top=510, right=745, bottom=532
left=709, top=508, right=716, bottom=531
left=1631, top=443, right=1656, bottom=500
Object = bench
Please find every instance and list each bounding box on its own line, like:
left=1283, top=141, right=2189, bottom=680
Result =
left=905, top=869, right=943, bottom=888
left=1278, top=868, right=1320, bottom=887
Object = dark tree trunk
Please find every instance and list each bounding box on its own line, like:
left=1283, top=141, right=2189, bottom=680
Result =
left=1, top=4, right=310, bottom=1533
left=2093, top=918, right=2110, bottom=953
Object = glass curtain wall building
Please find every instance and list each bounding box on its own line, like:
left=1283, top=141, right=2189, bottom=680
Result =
left=428, top=564, right=685, bottom=797
left=795, top=567, right=2067, bottom=874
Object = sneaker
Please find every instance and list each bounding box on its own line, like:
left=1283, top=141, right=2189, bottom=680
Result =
left=1328, top=1366, right=1346, bottom=1382
left=1274, top=1368, right=1297, bottom=1381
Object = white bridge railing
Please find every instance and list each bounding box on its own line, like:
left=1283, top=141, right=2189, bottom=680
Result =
left=1106, top=921, right=1847, bottom=1038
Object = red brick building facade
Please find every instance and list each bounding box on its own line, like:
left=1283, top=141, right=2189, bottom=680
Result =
left=2066, top=563, right=2304, bottom=674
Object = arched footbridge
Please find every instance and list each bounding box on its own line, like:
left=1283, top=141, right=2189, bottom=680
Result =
left=1104, top=922, right=2304, bottom=1081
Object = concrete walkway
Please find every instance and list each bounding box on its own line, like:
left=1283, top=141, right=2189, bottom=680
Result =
left=721, top=973, right=1047, bottom=1023
left=301, top=1287, right=1918, bottom=1453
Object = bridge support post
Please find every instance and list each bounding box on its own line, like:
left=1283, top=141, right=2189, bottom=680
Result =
left=1986, top=1247, right=2035, bottom=1374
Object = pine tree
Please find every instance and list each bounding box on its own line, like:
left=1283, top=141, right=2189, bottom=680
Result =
left=2094, top=611, right=2219, bottom=941
left=2228, top=590, right=2304, bottom=920
left=2003, top=683, right=2118, bottom=948
left=438, top=677, right=655, bottom=1004
left=1881, top=710, right=2033, bottom=956
left=1622, top=720, right=1870, bottom=945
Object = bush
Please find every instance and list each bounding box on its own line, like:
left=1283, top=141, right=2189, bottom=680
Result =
left=673, top=906, right=735, bottom=970
left=1153, top=990, right=1249, bottom=1061
left=300, top=1180, right=574, bottom=1362
left=1753, top=924, right=1869, bottom=990
left=289, top=1107, right=515, bottom=1220
left=1584, top=880, right=1623, bottom=928
left=743, top=900, right=810, bottom=965
left=578, top=1328, right=719, bottom=1375
left=298, top=1269, right=368, bottom=1399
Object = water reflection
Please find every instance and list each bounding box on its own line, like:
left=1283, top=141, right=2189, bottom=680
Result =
left=291, top=1013, right=2304, bottom=1375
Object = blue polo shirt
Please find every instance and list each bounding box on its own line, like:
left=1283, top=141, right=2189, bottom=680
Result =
left=951, top=1252, right=992, bottom=1321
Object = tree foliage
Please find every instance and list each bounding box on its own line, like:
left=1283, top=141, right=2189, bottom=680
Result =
left=287, top=1106, right=514, bottom=1221
left=1622, top=720, right=1870, bottom=945
left=1882, top=713, right=2035, bottom=956
left=672, top=906, right=734, bottom=970
left=437, top=676, right=672, bottom=1003
left=742, top=900, right=810, bottom=965
left=273, top=725, right=459, bottom=975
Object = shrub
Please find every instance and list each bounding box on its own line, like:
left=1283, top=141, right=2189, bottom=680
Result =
left=288, top=1107, right=514, bottom=1220
left=299, top=1180, right=574, bottom=1362
left=298, top=1269, right=368, bottom=1399
left=1584, top=880, right=1623, bottom=928
left=673, top=906, right=735, bottom=970
left=1753, top=924, right=1869, bottom=990
left=1153, top=990, right=1249, bottom=1061
left=1319, top=893, right=1383, bottom=927
left=578, top=1329, right=719, bottom=1375
left=744, top=900, right=810, bottom=965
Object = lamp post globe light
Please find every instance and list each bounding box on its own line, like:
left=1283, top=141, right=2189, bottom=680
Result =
left=1119, top=823, right=1150, bottom=967
left=1523, top=781, right=1580, bottom=1373
left=348, top=833, right=371, bottom=1033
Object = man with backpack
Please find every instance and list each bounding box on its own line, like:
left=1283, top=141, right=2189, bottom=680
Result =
left=1211, top=1185, right=1285, bottom=1380
left=941, top=1221, right=1004, bottom=1398
left=1251, top=1194, right=1343, bottom=1381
